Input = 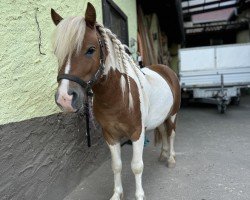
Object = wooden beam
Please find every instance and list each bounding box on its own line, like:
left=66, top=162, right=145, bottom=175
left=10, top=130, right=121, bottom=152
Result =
left=183, top=3, right=238, bottom=17
left=185, top=21, right=248, bottom=35
left=182, top=0, right=234, bottom=11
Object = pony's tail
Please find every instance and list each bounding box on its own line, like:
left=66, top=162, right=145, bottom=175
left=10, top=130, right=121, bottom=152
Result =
left=154, top=127, right=162, bottom=146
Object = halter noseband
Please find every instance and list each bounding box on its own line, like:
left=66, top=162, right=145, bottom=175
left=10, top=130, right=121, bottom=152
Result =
left=57, top=38, right=105, bottom=95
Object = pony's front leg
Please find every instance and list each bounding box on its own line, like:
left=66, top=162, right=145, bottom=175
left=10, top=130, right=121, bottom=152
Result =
left=131, top=130, right=145, bottom=200
left=108, top=142, right=123, bottom=200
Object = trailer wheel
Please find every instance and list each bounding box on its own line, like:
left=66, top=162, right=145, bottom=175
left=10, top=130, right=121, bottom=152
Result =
left=231, top=97, right=240, bottom=105
left=218, top=104, right=226, bottom=114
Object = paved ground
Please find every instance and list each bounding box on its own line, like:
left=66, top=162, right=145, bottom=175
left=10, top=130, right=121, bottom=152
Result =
left=64, top=95, right=250, bottom=200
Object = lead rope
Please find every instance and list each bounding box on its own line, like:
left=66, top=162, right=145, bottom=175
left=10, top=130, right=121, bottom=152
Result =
left=85, top=88, right=95, bottom=147
left=84, top=38, right=104, bottom=148
left=85, top=93, right=91, bottom=147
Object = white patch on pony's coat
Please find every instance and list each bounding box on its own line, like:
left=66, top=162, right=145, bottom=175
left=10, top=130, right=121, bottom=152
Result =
left=58, top=59, right=71, bottom=94
left=171, top=114, right=177, bottom=123
left=128, top=92, right=134, bottom=110
left=141, top=68, right=174, bottom=130
left=120, top=75, right=126, bottom=98
left=104, top=37, right=119, bottom=75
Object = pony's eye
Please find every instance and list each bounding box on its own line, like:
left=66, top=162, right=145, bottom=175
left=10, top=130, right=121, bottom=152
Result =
left=85, top=47, right=95, bottom=55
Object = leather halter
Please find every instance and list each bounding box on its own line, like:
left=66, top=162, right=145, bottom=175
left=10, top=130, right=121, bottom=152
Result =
left=57, top=38, right=105, bottom=95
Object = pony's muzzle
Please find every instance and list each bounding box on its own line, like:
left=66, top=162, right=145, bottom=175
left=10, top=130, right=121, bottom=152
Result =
left=55, top=88, right=83, bottom=112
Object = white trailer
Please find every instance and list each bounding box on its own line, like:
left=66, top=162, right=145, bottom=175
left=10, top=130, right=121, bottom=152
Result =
left=179, top=43, right=250, bottom=113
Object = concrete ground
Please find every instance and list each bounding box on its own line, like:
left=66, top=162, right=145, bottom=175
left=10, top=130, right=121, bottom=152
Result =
left=64, top=96, right=250, bottom=200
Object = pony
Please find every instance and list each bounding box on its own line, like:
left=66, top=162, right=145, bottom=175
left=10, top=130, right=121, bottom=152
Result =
left=51, top=3, right=181, bottom=200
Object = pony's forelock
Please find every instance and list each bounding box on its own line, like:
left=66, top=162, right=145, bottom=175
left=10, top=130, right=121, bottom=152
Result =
left=52, top=16, right=86, bottom=67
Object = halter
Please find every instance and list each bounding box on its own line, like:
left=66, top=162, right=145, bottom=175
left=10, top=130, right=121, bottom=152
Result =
left=57, top=38, right=105, bottom=147
left=57, top=38, right=105, bottom=95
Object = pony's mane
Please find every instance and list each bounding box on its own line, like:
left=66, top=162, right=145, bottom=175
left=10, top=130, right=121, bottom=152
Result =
left=53, top=16, right=86, bottom=67
left=96, top=23, right=143, bottom=109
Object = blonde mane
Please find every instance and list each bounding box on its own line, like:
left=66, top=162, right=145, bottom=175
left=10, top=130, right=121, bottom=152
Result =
left=52, top=16, right=86, bottom=67
left=96, top=23, right=143, bottom=109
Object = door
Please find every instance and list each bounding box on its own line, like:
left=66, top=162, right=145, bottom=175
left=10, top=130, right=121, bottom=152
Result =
left=102, top=0, right=129, bottom=45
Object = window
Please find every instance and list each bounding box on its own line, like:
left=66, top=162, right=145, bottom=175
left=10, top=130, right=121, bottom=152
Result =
left=102, top=0, right=129, bottom=45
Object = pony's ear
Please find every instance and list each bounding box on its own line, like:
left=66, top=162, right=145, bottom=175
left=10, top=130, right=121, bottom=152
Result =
left=51, top=8, right=63, bottom=26
left=85, top=2, right=96, bottom=28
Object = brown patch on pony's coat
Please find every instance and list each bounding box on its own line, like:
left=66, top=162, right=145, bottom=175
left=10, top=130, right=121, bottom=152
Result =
left=148, top=64, right=181, bottom=144
left=165, top=117, right=177, bottom=136
left=93, top=70, right=142, bottom=145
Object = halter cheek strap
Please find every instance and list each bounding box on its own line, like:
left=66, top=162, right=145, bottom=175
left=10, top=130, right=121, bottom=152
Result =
left=57, top=38, right=105, bottom=95
left=57, top=38, right=105, bottom=147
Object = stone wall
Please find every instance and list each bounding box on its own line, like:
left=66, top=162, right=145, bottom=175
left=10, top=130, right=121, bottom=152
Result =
left=0, top=113, right=108, bottom=200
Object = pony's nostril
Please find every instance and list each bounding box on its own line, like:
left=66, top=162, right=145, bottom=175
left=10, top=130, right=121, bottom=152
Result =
left=67, top=89, right=82, bottom=109
left=72, top=91, right=77, bottom=100
left=71, top=91, right=78, bottom=109
left=67, top=89, right=74, bottom=96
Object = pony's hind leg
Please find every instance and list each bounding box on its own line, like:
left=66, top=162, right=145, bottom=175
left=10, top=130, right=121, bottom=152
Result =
left=165, top=114, right=177, bottom=168
left=157, top=123, right=169, bottom=162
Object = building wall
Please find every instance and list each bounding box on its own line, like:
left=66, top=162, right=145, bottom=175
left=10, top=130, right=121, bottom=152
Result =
left=115, top=0, right=138, bottom=50
left=170, top=43, right=181, bottom=74
left=0, top=113, right=108, bottom=200
left=0, top=0, right=137, bottom=125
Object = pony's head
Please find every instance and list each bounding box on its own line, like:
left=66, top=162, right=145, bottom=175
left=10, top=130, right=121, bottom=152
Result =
left=52, top=3, right=104, bottom=112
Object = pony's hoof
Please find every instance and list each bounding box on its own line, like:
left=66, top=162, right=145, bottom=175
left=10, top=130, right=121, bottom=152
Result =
left=136, top=196, right=145, bottom=200
left=167, top=157, right=176, bottom=168
left=136, top=191, right=145, bottom=200
left=110, top=192, right=123, bottom=200
left=158, top=151, right=168, bottom=162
